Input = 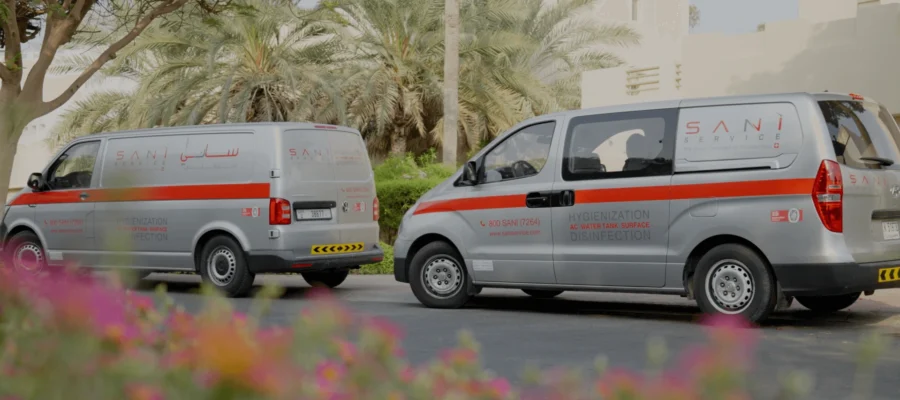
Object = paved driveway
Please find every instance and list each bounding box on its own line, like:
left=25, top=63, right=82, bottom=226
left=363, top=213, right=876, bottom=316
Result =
left=141, top=274, right=900, bottom=400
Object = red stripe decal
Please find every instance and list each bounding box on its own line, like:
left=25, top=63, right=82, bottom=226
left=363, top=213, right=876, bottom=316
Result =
left=413, top=194, right=524, bottom=215
left=412, top=178, right=815, bottom=215
left=8, top=183, right=270, bottom=206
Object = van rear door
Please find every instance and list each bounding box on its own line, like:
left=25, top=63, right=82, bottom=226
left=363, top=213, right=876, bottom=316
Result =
left=817, top=97, right=900, bottom=263
left=280, top=128, right=377, bottom=254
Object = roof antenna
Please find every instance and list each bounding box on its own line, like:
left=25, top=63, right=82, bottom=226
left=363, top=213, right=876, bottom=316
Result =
left=824, top=89, right=829, bottom=92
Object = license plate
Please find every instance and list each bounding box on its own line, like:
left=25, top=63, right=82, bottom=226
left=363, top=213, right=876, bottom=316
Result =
left=296, top=209, right=332, bottom=221
left=883, top=221, right=900, bottom=240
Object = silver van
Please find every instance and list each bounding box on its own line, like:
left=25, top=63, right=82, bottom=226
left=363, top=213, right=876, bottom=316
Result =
left=393, top=92, right=900, bottom=323
left=2, top=123, right=383, bottom=297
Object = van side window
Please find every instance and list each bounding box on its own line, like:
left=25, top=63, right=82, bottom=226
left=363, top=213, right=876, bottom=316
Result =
left=483, top=122, right=556, bottom=184
left=819, top=101, right=882, bottom=170
left=47, top=141, right=101, bottom=190
left=562, top=109, right=675, bottom=181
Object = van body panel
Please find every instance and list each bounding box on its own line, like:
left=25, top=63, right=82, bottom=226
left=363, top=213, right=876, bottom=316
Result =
left=550, top=108, right=679, bottom=288
left=2, top=123, right=381, bottom=275
left=274, top=128, right=379, bottom=261
left=415, top=118, right=562, bottom=285
left=394, top=92, right=900, bottom=302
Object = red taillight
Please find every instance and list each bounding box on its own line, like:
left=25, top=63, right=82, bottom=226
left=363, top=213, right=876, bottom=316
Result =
left=850, top=93, right=864, bottom=101
left=812, top=160, right=843, bottom=233
left=269, top=198, right=292, bottom=225
left=373, top=197, right=380, bottom=221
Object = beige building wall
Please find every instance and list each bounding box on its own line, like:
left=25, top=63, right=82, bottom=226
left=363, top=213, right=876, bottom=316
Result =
left=582, top=0, right=900, bottom=117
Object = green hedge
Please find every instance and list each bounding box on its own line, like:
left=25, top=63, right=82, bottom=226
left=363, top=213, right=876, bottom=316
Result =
left=355, top=241, right=394, bottom=274
left=373, top=151, right=455, bottom=244
left=377, top=178, right=443, bottom=243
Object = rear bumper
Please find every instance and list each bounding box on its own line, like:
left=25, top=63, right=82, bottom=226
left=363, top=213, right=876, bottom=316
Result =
left=247, top=245, right=384, bottom=274
left=773, top=260, right=900, bottom=296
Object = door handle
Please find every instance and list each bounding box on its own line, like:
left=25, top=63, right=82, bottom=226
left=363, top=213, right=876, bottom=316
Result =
left=560, top=190, right=575, bottom=207
left=525, top=192, right=551, bottom=208
left=79, top=192, right=89, bottom=200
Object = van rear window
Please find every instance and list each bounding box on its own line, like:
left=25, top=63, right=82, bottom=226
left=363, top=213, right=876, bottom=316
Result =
left=819, top=100, right=900, bottom=169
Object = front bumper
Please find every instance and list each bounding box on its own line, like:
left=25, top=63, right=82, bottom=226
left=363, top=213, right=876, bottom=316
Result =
left=773, top=260, right=900, bottom=296
left=247, top=245, right=384, bottom=274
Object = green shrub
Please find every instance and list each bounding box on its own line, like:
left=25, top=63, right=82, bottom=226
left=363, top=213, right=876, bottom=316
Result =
left=373, top=150, right=456, bottom=182
left=356, top=242, right=394, bottom=274
left=377, top=178, right=443, bottom=242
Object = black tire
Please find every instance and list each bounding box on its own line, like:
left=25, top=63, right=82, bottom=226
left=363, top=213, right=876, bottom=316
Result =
left=523, top=289, right=564, bottom=299
left=409, top=241, right=471, bottom=308
left=198, top=236, right=254, bottom=297
left=301, top=269, right=350, bottom=288
left=3, top=231, right=47, bottom=274
left=693, top=244, right=777, bottom=324
left=796, top=292, right=861, bottom=313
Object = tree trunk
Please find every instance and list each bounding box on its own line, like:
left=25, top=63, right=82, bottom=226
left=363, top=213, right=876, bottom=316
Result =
left=390, top=135, right=407, bottom=156
left=441, top=0, right=460, bottom=167
left=0, top=97, right=30, bottom=204
left=0, top=129, right=21, bottom=205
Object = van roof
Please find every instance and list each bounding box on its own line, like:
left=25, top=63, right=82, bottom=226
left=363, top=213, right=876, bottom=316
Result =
left=75, top=122, right=360, bottom=142
left=522, top=91, right=865, bottom=126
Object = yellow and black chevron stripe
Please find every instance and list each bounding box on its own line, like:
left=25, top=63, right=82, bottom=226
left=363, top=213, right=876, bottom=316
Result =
left=311, top=242, right=365, bottom=255
left=878, top=267, right=900, bottom=283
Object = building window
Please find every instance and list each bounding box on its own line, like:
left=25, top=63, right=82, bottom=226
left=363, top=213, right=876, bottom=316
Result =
left=632, top=0, right=639, bottom=21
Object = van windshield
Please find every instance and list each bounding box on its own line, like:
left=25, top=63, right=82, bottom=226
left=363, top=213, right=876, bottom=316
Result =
left=818, top=100, right=900, bottom=169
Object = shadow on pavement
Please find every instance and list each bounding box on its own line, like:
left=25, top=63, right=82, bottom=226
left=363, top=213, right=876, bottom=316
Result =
left=136, top=274, right=900, bottom=331
left=463, top=294, right=899, bottom=330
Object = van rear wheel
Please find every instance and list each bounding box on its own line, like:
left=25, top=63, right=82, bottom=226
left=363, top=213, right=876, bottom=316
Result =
left=693, top=244, right=777, bottom=324
left=409, top=241, right=471, bottom=308
left=796, top=292, right=861, bottom=313
left=523, top=289, right=564, bottom=299
left=301, top=269, right=350, bottom=289
left=198, top=236, right=255, bottom=297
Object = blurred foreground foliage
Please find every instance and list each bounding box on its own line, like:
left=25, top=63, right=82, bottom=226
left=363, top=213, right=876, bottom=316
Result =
left=0, top=266, right=891, bottom=399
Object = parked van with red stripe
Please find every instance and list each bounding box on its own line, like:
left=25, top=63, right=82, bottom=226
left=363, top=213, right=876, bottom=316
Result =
left=393, top=93, right=900, bottom=323
left=1, top=123, right=382, bottom=297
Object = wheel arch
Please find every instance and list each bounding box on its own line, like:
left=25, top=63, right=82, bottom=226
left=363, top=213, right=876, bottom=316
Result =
left=404, top=233, right=465, bottom=281
left=193, top=229, right=244, bottom=273
left=682, top=234, right=774, bottom=297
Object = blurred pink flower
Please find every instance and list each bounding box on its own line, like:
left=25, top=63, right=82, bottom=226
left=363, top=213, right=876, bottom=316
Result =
left=333, top=338, right=357, bottom=363
left=487, top=378, right=512, bottom=398
left=316, top=360, right=346, bottom=388
left=126, top=384, right=164, bottom=400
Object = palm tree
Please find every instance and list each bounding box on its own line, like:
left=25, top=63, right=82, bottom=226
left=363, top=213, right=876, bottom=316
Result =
left=51, top=0, right=347, bottom=143
left=53, top=0, right=639, bottom=162
left=335, top=0, right=639, bottom=159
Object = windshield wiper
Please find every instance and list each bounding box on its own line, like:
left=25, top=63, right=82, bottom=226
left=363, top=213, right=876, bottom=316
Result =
left=860, top=156, right=895, bottom=166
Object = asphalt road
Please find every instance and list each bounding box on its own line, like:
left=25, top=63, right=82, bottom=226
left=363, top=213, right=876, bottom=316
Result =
left=140, top=274, right=900, bottom=399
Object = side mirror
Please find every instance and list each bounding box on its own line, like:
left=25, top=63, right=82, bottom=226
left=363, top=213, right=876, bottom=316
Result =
left=27, top=173, right=45, bottom=192
left=461, top=161, right=479, bottom=186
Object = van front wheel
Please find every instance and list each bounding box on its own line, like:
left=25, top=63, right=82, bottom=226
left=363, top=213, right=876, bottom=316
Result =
left=409, top=241, right=471, bottom=308
left=301, top=269, right=350, bottom=288
left=693, top=244, right=777, bottom=324
left=796, top=292, right=860, bottom=313
left=199, top=236, right=255, bottom=297
left=4, top=231, right=46, bottom=275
